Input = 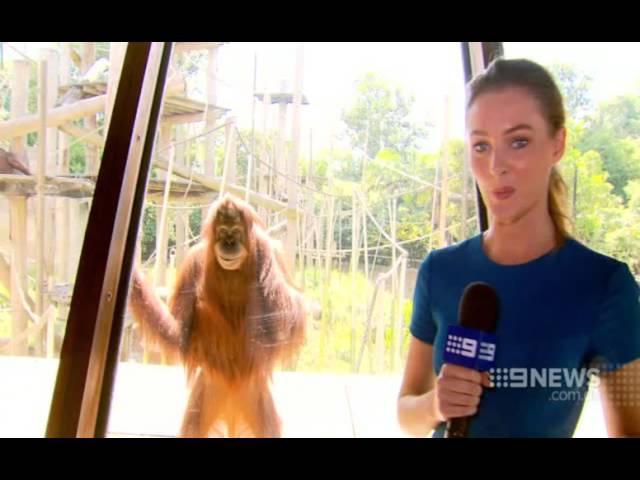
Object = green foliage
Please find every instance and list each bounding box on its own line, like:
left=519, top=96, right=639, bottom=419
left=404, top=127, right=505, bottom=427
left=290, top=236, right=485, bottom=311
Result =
left=69, top=140, right=86, bottom=174
left=341, top=72, right=429, bottom=173
left=141, top=206, right=157, bottom=261
left=579, top=98, right=640, bottom=198
left=294, top=265, right=413, bottom=374
left=548, top=63, right=594, bottom=121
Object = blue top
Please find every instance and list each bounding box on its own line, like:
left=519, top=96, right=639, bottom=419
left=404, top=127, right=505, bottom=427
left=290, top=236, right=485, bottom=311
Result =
left=410, top=234, right=640, bottom=438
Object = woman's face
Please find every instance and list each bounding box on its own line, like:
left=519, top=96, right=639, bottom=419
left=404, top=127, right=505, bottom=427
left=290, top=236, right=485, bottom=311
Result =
left=467, top=87, right=566, bottom=226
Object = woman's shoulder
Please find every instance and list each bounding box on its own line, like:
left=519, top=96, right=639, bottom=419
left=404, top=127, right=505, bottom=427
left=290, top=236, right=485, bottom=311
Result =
left=560, top=238, right=640, bottom=303
left=563, top=237, right=630, bottom=277
left=418, top=235, right=480, bottom=274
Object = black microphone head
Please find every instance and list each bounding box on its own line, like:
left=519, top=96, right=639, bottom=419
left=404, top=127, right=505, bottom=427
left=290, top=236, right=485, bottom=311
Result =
left=458, top=282, right=499, bottom=333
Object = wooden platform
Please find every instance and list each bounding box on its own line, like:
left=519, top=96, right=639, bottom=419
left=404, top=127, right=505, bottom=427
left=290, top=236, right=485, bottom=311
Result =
left=0, top=356, right=608, bottom=438
left=0, top=174, right=94, bottom=198
left=0, top=174, right=218, bottom=202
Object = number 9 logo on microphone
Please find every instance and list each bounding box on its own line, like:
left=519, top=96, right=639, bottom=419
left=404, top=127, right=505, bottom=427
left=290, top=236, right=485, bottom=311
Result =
left=444, top=325, right=497, bottom=371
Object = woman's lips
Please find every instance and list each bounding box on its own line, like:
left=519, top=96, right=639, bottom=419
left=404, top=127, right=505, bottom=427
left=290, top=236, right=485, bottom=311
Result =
left=492, top=187, right=515, bottom=200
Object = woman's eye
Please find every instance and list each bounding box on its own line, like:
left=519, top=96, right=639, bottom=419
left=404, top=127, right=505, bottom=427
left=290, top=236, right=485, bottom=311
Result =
left=512, top=138, right=529, bottom=149
left=473, top=142, right=489, bottom=153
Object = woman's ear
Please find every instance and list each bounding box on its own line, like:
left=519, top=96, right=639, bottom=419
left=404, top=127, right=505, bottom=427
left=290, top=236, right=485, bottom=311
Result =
left=552, top=127, right=567, bottom=164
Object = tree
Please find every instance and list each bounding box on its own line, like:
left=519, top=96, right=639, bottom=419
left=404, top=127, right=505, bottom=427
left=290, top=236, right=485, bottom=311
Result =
left=548, top=63, right=594, bottom=121
left=603, top=180, right=640, bottom=274
left=341, top=72, right=428, bottom=176
left=560, top=122, right=630, bottom=261
left=588, top=94, right=640, bottom=139
left=579, top=94, right=640, bottom=199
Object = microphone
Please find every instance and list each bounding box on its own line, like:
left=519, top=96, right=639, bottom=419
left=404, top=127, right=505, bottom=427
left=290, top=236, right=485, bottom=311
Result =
left=444, top=282, right=499, bottom=438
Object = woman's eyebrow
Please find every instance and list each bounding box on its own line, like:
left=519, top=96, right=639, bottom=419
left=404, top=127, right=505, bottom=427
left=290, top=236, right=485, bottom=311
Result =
left=470, top=129, right=488, bottom=136
left=470, top=124, right=534, bottom=136
left=504, top=124, right=533, bottom=134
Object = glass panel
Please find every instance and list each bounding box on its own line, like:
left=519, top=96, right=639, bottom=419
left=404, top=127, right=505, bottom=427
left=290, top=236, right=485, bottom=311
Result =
left=111, top=42, right=470, bottom=437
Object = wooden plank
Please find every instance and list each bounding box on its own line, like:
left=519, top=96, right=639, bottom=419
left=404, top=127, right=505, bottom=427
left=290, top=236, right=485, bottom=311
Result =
left=153, top=158, right=298, bottom=215
left=161, top=112, right=204, bottom=126
left=0, top=174, right=94, bottom=197
left=0, top=95, right=105, bottom=141
left=58, top=123, right=104, bottom=147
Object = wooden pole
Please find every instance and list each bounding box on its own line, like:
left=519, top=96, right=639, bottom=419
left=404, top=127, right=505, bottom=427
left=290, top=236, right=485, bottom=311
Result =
left=362, top=201, right=369, bottom=282
left=154, top=125, right=173, bottom=288
left=259, top=91, right=271, bottom=220
left=174, top=125, right=187, bottom=267
left=219, top=117, right=236, bottom=197
left=170, top=50, right=186, bottom=269
left=324, top=198, right=336, bottom=284
left=206, top=45, right=219, bottom=177
left=462, top=138, right=469, bottom=239
left=42, top=48, right=60, bottom=357
left=375, top=277, right=385, bottom=374
left=202, top=45, right=219, bottom=221
left=35, top=59, right=47, bottom=357
left=105, top=42, right=126, bottom=135
left=438, top=94, right=451, bottom=249
left=428, top=158, right=439, bottom=252
left=82, top=42, right=99, bottom=176
left=248, top=52, right=257, bottom=199
left=350, top=192, right=360, bottom=371
left=396, top=256, right=408, bottom=368
left=227, top=121, right=237, bottom=186
left=57, top=44, right=72, bottom=287
left=276, top=96, right=287, bottom=197
left=337, top=203, right=343, bottom=271
left=285, top=44, right=303, bottom=273
left=304, top=129, right=314, bottom=282
left=389, top=197, right=398, bottom=371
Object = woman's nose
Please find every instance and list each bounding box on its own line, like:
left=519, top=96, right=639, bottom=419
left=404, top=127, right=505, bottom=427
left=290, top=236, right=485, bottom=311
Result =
left=489, top=149, right=509, bottom=177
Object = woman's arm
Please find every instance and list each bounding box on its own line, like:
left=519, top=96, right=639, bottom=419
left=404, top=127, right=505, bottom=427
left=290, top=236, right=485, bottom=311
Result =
left=599, top=358, right=640, bottom=437
left=397, top=337, right=441, bottom=437
left=398, top=336, right=491, bottom=437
